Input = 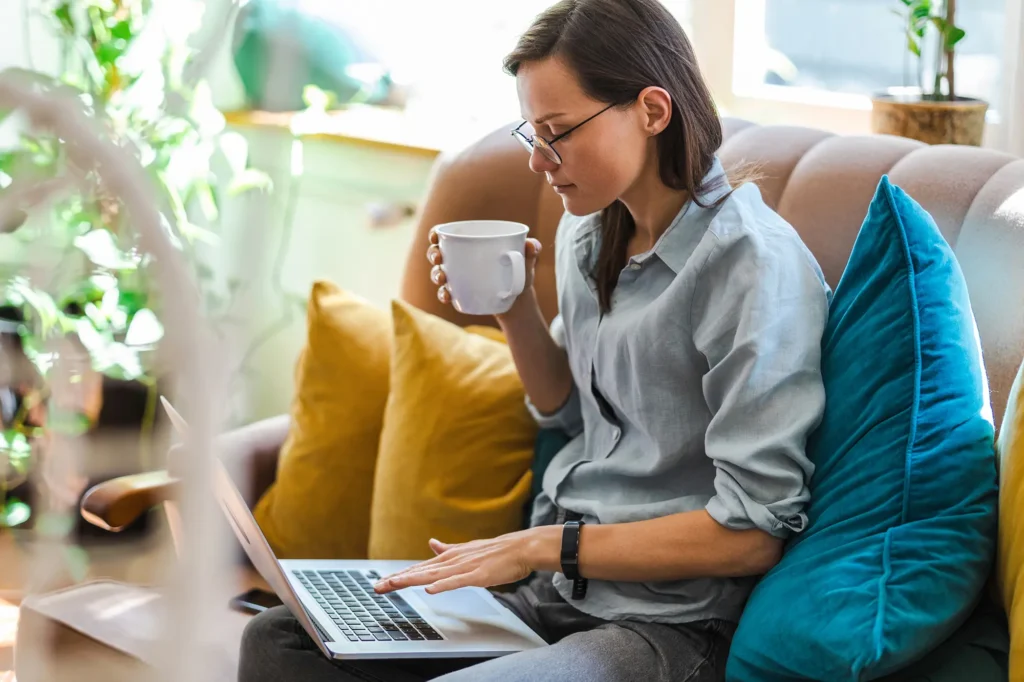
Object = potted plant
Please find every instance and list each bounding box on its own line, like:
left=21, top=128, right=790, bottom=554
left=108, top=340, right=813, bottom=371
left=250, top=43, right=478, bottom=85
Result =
left=871, top=0, right=988, bottom=146
left=0, top=0, right=271, bottom=530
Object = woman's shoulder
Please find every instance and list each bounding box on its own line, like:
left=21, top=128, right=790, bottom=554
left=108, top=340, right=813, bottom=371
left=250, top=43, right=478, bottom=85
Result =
left=701, top=183, right=828, bottom=290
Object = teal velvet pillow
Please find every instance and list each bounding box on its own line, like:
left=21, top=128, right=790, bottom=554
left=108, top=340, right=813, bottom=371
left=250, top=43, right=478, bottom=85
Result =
left=726, top=177, right=998, bottom=680
left=879, top=599, right=1008, bottom=682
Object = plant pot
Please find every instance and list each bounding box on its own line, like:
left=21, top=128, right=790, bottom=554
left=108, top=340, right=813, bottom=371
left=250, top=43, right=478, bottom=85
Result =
left=870, top=94, right=988, bottom=146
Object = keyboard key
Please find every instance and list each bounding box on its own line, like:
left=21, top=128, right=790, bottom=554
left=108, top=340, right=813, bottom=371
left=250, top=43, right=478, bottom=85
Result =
left=373, top=633, right=391, bottom=641
left=389, top=631, right=408, bottom=640
left=423, top=632, right=444, bottom=640
left=366, top=570, right=380, bottom=579
left=358, top=634, right=375, bottom=641
left=345, top=634, right=359, bottom=641
left=406, top=632, right=425, bottom=640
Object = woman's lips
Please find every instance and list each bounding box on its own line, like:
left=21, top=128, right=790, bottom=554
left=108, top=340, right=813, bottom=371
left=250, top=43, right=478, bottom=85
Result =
left=552, top=184, right=574, bottom=194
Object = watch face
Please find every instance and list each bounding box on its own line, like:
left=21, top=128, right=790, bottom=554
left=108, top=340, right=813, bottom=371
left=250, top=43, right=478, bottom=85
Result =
left=560, top=521, right=583, bottom=579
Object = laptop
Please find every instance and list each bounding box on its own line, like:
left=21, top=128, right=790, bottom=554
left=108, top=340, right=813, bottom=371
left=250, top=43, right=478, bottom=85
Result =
left=160, top=397, right=547, bottom=660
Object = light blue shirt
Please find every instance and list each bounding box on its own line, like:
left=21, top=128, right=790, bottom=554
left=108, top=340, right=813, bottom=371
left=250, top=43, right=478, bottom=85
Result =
left=528, top=158, right=830, bottom=623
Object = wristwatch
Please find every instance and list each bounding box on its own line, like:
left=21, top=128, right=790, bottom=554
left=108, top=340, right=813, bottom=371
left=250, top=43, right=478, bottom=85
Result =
left=560, top=519, right=588, bottom=600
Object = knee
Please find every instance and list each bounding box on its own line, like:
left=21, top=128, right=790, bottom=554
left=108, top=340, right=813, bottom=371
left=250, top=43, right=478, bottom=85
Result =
left=238, top=606, right=297, bottom=682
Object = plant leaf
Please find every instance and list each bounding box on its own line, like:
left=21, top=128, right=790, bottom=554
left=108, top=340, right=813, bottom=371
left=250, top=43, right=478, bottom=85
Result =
left=104, top=343, right=144, bottom=381
left=218, top=132, right=249, bottom=175
left=907, top=32, right=922, bottom=57
left=7, top=279, right=62, bottom=337
left=179, top=220, right=220, bottom=245
left=1, top=430, right=31, bottom=477
left=227, top=169, right=273, bottom=196
left=1, top=498, right=31, bottom=528
left=125, top=308, right=163, bottom=346
left=945, top=27, right=966, bottom=50
left=74, top=230, right=140, bottom=270
left=194, top=178, right=219, bottom=222
left=2, top=430, right=32, bottom=457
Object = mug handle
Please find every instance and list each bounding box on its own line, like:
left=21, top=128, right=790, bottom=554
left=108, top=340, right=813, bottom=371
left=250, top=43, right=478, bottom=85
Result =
left=500, top=250, right=526, bottom=300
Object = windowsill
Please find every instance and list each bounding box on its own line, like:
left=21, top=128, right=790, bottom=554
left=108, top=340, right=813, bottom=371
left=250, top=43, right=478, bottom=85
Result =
left=221, top=106, right=446, bottom=158
left=729, top=83, right=1003, bottom=124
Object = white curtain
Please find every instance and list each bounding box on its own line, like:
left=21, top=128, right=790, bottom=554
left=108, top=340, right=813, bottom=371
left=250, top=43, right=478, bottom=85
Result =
left=999, top=0, right=1024, bottom=155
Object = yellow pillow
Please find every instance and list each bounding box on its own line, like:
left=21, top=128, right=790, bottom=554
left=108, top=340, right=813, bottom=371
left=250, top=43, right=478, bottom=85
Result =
left=998, top=358, right=1024, bottom=679
left=254, top=282, right=391, bottom=559
left=368, top=300, right=536, bottom=560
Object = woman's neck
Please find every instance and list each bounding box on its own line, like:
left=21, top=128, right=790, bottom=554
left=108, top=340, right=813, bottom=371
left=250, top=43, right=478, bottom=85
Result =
left=619, top=154, right=690, bottom=251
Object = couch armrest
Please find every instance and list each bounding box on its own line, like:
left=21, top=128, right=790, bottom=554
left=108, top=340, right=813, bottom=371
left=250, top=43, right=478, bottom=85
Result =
left=214, top=414, right=291, bottom=509
left=80, top=471, right=180, bottom=531
left=79, top=415, right=291, bottom=531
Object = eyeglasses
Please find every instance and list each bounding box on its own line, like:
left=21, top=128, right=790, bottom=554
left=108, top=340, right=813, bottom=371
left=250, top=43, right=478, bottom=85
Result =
left=511, top=103, right=616, bottom=165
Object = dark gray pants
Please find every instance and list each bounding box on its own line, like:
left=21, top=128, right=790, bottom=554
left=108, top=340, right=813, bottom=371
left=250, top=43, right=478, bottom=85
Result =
left=238, top=572, right=734, bottom=682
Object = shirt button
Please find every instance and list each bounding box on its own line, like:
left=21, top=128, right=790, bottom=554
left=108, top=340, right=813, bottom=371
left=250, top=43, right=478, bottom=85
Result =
left=628, top=263, right=641, bottom=271
left=612, top=428, right=621, bottom=441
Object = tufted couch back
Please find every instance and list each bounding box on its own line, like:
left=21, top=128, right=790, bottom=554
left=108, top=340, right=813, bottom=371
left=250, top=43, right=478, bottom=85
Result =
left=401, top=118, right=1024, bottom=427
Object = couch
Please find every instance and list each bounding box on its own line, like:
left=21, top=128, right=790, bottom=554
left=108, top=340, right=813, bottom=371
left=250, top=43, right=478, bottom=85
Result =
left=75, top=118, right=1024, bottom=674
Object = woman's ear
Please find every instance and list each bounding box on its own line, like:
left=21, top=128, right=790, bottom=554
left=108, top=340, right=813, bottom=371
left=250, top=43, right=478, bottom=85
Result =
left=636, top=86, right=673, bottom=136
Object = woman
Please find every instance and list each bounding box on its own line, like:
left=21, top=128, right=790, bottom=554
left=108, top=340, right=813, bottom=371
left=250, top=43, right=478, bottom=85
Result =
left=239, top=0, right=829, bottom=680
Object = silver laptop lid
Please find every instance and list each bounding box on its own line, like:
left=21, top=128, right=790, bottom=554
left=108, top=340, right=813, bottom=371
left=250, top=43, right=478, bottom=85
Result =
left=161, top=396, right=332, bottom=651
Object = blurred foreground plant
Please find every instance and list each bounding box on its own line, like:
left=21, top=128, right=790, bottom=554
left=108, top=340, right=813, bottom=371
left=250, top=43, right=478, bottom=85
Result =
left=0, top=0, right=271, bottom=527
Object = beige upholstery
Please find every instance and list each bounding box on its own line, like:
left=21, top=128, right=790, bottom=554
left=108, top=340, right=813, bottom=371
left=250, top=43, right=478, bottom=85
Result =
left=403, top=118, right=1024, bottom=429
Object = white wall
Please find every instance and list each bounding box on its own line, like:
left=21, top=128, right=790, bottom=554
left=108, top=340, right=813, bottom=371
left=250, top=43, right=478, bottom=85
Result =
left=0, top=0, right=244, bottom=110
left=1, top=0, right=61, bottom=74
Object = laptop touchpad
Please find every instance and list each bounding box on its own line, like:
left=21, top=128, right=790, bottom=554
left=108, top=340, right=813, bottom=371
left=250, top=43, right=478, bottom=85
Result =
left=414, top=588, right=502, bottom=617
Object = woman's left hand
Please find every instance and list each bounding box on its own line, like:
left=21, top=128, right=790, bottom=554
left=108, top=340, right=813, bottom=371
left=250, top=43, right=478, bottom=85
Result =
left=373, top=527, right=560, bottom=595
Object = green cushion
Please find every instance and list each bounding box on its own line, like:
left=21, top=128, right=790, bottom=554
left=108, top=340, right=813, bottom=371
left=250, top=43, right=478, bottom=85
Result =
left=232, top=0, right=393, bottom=111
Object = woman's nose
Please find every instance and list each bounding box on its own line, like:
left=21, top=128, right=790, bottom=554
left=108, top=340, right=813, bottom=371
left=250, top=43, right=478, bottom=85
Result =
left=528, top=147, right=558, bottom=174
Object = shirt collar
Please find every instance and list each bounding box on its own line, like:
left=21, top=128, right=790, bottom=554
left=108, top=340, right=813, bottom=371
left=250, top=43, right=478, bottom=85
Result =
left=651, top=158, right=732, bottom=273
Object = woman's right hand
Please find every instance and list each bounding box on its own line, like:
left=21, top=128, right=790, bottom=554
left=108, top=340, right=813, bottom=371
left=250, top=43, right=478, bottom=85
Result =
left=427, top=227, right=543, bottom=309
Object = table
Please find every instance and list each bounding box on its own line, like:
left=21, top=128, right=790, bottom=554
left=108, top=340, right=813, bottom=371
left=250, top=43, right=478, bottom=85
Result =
left=0, top=525, right=268, bottom=682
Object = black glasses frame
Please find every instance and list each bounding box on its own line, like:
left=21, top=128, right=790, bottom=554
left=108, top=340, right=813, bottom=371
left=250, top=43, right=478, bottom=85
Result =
left=511, top=103, right=617, bottom=165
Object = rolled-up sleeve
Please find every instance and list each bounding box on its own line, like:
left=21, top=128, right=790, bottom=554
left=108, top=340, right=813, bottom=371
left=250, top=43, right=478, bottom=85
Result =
left=693, top=228, right=828, bottom=539
left=525, top=315, right=584, bottom=437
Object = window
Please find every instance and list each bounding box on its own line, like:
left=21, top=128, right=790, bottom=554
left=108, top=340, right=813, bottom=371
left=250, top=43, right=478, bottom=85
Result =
left=690, top=0, right=1013, bottom=142
left=270, top=1, right=690, bottom=146
left=733, top=0, right=1004, bottom=105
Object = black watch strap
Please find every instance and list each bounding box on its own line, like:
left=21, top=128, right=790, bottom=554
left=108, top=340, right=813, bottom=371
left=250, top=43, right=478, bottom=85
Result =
left=560, top=519, right=588, bottom=599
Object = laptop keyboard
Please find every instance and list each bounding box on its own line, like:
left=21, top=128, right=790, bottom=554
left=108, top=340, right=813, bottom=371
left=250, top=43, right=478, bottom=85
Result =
left=295, top=569, right=444, bottom=643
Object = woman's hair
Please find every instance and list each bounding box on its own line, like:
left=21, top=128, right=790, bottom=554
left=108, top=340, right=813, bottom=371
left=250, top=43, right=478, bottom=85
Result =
left=504, top=0, right=730, bottom=313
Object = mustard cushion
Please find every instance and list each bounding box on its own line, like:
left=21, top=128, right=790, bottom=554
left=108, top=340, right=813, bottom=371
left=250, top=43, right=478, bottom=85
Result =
left=368, top=300, right=536, bottom=560
left=254, top=282, right=392, bottom=559
left=998, top=359, right=1024, bottom=679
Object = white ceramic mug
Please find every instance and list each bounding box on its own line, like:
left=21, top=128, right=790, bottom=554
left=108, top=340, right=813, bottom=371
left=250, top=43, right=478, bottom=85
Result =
left=435, top=220, right=528, bottom=315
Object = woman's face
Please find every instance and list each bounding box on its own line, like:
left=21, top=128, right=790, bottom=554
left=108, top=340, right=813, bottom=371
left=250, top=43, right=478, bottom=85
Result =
left=516, top=57, right=649, bottom=216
